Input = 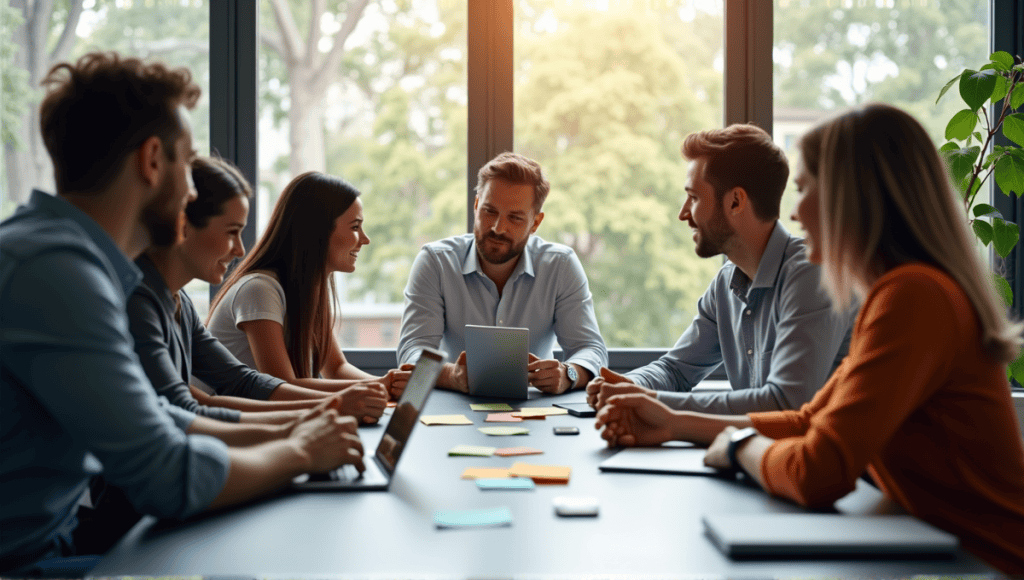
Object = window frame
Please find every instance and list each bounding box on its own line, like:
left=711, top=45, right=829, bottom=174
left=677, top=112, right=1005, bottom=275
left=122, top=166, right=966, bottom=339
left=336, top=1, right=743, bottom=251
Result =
left=209, top=0, right=1022, bottom=376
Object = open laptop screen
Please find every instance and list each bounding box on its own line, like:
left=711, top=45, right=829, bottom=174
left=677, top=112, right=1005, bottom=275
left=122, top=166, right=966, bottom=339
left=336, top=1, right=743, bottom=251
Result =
left=375, top=347, right=446, bottom=474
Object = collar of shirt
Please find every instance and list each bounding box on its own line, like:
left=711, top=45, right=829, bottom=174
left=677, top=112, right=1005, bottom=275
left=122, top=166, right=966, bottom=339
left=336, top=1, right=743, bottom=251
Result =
left=24, top=189, right=143, bottom=296
left=728, top=221, right=793, bottom=302
left=462, top=235, right=537, bottom=283
left=135, top=253, right=181, bottom=321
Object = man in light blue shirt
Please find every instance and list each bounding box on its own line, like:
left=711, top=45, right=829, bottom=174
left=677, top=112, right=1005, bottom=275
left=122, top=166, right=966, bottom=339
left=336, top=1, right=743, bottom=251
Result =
left=0, top=52, right=363, bottom=575
left=587, top=124, right=852, bottom=414
left=398, top=152, right=607, bottom=394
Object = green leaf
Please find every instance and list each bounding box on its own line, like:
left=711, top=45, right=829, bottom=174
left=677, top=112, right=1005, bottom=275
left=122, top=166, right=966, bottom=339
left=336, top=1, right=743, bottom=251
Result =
left=973, top=131, right=984, bottom=142
left=973, top=203, right=1002, bottom=218
left=993, top=218, right=1020, bottom=258
left=1003, top=113, right=1024, bottom=147
left=995, top=153, right=1024, bottom=196
left=983, top=152, right=1000, bottom=170
left=943, top=146, right=980, bottom=185
left=994, top=273, right=1014, bottom=308
left=991, top=51, right=1015, bottom=70
left=1013, top=83, right=1024, bottom=110
left=936, top=73, right=962, bottom=105
left=940, top=141, right=959, bottom=152
left=961, top=176, right=982, bottom=201
left=973, top=219, right=994, bottom=245
left=981, top=63, right=1000, bottom=72
left=946, top=109, right=979, bottom=141
left=1008, top=345, right=1024, bottom=385
left=992, top=75, right=1011, bottom=103
left=959, top=69, right=998, bottom=111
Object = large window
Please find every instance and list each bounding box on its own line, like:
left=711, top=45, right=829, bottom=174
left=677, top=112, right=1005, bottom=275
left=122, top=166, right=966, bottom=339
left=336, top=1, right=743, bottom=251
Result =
left=257, top=0, right=467, bottom=347
left=513, top=1, right=725, bottom=347
left=1, top=0, right=210, bottom=308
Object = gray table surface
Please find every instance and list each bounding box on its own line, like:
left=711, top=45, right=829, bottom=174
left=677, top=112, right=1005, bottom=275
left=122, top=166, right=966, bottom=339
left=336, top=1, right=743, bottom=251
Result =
left=90, top=387, right=995, bottom=578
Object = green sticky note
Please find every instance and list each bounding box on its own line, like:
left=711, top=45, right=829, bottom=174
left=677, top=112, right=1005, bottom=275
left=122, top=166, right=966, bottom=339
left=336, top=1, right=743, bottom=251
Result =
left=478, top=426, right=529, bottom=436
left=477, top=477, right=535, bottom=490
left=448, top=444, right=497, bottom=457
left=434, top=507, right=513, bottom=528
left=470, top=403, right=514, bottom=412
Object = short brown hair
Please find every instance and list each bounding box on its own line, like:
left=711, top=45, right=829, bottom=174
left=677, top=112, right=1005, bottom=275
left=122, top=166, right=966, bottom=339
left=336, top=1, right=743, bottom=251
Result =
left=39, top=51, right=201, bottom=195
left=475, top=152, right=550, bottom=212
left=681, top=124, right=789, bottom=221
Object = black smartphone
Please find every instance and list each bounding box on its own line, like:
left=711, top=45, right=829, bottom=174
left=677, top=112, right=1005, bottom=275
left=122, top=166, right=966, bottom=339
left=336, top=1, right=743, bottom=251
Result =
left=553, top=402, right=596, bottom=418
left=553, top=426, right=580, bottom=435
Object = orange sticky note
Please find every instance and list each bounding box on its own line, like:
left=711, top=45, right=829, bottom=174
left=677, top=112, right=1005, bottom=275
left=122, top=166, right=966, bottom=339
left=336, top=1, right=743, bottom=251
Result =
left=460, top=467, right=512, bottom=480
left=386, top=401, right=397, bottom=408
left=495, top=446, right=543, bottom=457
left=485, top=412, right=523, bottom=423
left=508, top=462, right=571, bottom=484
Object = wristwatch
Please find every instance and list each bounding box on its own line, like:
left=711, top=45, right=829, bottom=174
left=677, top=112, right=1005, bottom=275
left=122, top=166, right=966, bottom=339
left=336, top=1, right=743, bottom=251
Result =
left=727, top=427, right=759, bottom=478
left=564, top=363, right=579, bottom=390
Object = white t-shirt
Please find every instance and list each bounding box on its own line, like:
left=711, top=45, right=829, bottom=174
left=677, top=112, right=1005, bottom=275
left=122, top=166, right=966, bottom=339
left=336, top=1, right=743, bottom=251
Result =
left=205, top=271, right=287, bottom=371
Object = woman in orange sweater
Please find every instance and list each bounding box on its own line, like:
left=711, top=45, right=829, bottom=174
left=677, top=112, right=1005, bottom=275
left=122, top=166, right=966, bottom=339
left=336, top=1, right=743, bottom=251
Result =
left=596, top=103, right=1024, bottom=574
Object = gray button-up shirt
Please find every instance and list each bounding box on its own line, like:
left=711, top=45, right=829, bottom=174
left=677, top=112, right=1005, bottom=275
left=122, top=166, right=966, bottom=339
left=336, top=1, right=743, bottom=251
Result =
left=627, top=222, right=853, bottom=414
left=397, top=234, right=608, bottom=377
left=0, top=190, right=230, bottom=567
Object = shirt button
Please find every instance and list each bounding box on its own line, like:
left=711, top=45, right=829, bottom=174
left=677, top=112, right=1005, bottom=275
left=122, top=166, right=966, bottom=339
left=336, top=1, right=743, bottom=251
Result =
left=747, top=349, right=753, bottom=355
left=746, top=310, right=752, bottom=315
left=499, top=320, right=503, bottom=324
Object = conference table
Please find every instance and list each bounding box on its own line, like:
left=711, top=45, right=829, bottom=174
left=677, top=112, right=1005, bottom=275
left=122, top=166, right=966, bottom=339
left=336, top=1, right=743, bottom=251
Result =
left=91, top=386, right=996, bottom=578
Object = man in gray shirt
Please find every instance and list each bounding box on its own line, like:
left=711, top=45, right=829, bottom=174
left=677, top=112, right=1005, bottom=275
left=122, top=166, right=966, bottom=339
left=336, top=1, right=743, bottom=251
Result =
left=587, top=124, right=852, bottom=414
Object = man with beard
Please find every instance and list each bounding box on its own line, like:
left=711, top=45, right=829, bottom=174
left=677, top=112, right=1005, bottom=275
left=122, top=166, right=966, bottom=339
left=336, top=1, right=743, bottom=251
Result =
left=0, top=52, right=365, bottom=576
left=397, top=152, right=607, bottom=394
left=586, top=124, right=853, bottom=414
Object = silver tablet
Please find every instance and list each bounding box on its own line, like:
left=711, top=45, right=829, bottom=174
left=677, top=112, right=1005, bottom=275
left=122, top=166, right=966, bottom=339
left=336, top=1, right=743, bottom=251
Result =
left=464, top=324, right=529, bottom=399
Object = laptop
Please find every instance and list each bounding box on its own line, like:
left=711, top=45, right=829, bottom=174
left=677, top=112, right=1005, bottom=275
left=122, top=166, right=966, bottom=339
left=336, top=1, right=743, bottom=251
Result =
left=292, top=347, right=447, bottom=491
left=702, top=513, right=960, bottom=558
left=598, top=443, right=728, bottom=476
left=464, top=324, right=529, bottom=399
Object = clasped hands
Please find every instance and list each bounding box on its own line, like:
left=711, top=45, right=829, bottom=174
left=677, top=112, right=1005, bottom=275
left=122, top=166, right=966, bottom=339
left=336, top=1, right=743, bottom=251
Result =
left=445, top=351, right=577, bottom=394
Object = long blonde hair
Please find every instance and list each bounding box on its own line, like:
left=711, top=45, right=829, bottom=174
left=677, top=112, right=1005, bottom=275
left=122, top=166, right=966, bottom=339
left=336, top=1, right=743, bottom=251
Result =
left=800, top=102, right=1022, bottom=364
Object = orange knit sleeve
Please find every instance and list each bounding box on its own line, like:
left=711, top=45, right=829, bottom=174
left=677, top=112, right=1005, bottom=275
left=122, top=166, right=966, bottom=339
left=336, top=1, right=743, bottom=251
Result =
left=758, top=268, right=961, bottom=508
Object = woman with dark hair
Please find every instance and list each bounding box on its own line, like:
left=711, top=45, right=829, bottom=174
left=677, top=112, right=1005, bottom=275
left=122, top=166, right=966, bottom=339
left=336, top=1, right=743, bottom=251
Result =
left=207, top=171, right=410, bottom=401
left=596, top=103, right=1024, bottom=574
left=128, top=157, right=388, bottom=429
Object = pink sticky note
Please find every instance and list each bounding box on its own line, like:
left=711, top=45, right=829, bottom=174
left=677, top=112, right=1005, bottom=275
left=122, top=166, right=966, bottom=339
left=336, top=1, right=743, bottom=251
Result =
left=486, top=412, right=523, bottom=423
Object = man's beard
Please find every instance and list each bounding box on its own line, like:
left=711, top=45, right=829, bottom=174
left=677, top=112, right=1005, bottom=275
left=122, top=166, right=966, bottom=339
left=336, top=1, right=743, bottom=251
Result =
left=693, top=205, right=734, bottom=258
left=476, top=231, right=527, bottom=265
left=143, top=179, right=185, bottom=247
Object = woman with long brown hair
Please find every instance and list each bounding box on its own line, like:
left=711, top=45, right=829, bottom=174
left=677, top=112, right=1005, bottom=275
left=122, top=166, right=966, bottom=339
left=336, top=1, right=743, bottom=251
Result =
left=207, top=171, right=410, bottom=402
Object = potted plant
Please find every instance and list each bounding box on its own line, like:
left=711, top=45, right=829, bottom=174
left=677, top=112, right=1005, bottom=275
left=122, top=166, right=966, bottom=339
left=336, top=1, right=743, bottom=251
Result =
left=937, top=51, right=1024, bottom=385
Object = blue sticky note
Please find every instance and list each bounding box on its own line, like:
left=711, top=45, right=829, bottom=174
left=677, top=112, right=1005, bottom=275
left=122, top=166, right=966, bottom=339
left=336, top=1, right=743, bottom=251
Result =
left=434, top=507, right=513, bottom=528
left=476, top=477, right=536, bottom=490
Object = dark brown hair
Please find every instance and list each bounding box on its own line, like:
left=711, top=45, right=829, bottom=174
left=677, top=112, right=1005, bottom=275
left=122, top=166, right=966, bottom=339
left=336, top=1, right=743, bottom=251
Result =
left=681, top=124, right=789, bottom=221
left=186, top=156, right=252, bottom=229
left=475, top=152, right=550, bottom=212
left=39, top=51, right=201, bottom=195
left=209, top=172, right=360, bottom=378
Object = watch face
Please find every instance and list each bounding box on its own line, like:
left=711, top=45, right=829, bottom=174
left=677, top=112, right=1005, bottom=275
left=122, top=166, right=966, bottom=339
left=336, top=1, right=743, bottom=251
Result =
left=566, top=365, right=578, bottom=384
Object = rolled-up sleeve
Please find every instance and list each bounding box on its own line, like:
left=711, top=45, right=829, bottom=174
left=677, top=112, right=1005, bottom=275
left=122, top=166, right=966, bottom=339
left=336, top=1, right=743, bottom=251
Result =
left=7, top=253, right=229, bottom=518
left=398, top=248, right=447, bottom=366
left=553, top=252, right=607, bottom=376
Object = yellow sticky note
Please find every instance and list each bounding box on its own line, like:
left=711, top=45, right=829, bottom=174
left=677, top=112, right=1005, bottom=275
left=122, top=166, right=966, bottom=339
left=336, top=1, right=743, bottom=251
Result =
left=508, top=462, right=571, bottom=483
left=420, top=414, right=473, bottom=426
left=513, top=407, right=569, bottom=418
left=461, top=467, right=511, bottom=480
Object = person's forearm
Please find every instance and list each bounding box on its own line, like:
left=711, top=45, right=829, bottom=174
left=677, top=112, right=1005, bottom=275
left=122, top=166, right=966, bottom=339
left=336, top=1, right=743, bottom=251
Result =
left=239, top=410, right=302, bottom=425
left=736, top=435, right=772, bottom=489
left=271, top=377, right=368, bottom=395
left=325, top=361, right=377, bottom=382
left=207, top=440, right=308, bottom=510
left=187, top=415, right=288, bottom=446
left=195, top=388, right=319, bottom=411
left=671, top=411, right=752, bottom=445
left=436, top=362, right=459, bottom=390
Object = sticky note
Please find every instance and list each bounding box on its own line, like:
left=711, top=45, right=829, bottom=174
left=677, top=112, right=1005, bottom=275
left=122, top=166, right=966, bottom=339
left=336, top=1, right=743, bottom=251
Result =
left=470, top=403, right=514, bottom=412
left=513, top=407, right=569, bottom=418
left=495, top=446, right=543, bottom=457
left=478, top=426, right=530, bottom=436
left=477, top=477, right=536, bottom=490
left=434, top=507, right=513, bottom=528
left=420, top=414, right=473, bottom=426
left=386, top=401, right=397, bottom=408
left=460, top=467, right=511, bottom=480
left=508, top=462, right=571, bottom=484
left=485, top=413, right=523, bottom=423
left=448, top=445, right=496, bottom=457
